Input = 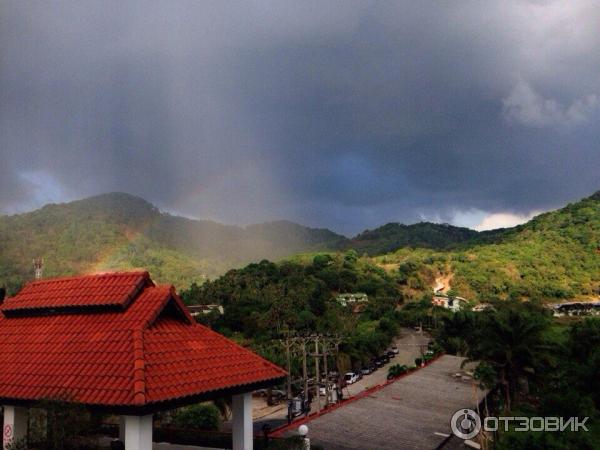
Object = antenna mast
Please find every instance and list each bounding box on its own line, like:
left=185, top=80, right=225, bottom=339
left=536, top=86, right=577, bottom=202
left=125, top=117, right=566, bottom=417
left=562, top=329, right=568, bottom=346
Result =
left=33, top=258, right=43, bottom=280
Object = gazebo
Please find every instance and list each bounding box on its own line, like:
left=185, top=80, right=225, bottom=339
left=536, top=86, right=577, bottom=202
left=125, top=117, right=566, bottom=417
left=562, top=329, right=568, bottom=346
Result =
left=0, top=271, right=286, bottom=449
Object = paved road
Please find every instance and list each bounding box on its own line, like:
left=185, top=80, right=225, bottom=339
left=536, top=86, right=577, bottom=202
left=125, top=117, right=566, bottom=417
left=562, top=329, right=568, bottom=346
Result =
left=252, top=328, right=430, bottom=430
left=345, top=328, right=430, bottom=397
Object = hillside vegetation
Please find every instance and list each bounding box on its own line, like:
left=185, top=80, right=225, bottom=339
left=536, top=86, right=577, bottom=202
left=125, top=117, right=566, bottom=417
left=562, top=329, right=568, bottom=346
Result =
left=1, top=190, right=599, bottom=303
left=183, top=251, right=403, bottom=369
left=0, top=191, right=513, bottom=294
left=378, top=191, right=600, bottom=302
left=0, top=193, right=345, bottom=293
left=188, top=190, right=600, bottom=316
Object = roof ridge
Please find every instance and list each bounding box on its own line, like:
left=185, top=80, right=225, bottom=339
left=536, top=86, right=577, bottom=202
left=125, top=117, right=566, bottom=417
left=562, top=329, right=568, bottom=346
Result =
left=27, top=270, right=150, bottom=285
left=132, top=329, right=147, bottom=405
left=2, top=271, right=153, bottom=314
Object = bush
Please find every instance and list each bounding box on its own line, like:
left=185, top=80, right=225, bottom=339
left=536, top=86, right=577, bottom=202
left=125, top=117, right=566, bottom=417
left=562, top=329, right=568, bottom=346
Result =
left=173, top=403, right=221, bottom=430
left=387, top=364, right=409, bottom=378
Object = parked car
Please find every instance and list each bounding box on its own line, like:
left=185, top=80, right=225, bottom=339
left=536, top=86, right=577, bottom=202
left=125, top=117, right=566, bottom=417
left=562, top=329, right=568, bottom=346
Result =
left=386, top=350, right=395, bottom=358
left=344, top=372, right=360, bottom=384
left=361, top=366, right=373, bottom=375
left=380, top=355, right=390, bottom=364
left=373, top=358, right=384, bottom=368
left=256, top=388, right=286, bottom=399
left=271, top=389, right=286, bottom=400
left=391, top=346, right=399, bottom=354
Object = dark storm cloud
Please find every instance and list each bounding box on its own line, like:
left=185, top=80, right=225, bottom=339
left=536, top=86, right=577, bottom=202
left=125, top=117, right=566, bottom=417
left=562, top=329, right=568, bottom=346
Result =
left=1, top=0, right=599, bottom=234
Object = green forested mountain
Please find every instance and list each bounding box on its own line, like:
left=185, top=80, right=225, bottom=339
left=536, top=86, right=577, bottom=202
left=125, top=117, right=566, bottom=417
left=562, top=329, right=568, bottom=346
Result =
left=190, top=190, right=600, bottom=319
left=0, top=192, right=345, bottom=293
left=343, top=222, right=481, bottom=255
left=378, top=191, right=600, bottom=302
left=0, top=192, right=511, bottom=294
left=2, top=190, right=599, bottom=302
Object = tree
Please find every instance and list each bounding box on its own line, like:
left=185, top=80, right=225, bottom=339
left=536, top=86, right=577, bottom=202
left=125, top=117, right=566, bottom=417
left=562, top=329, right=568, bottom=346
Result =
left=474, top=361, right=496, bottom=417
left=469, top=304, right=550, bottom=411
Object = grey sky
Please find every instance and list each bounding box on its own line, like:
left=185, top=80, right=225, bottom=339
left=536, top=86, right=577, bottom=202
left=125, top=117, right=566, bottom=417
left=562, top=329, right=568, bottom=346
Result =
left=1, top=1, right=599, bottom=235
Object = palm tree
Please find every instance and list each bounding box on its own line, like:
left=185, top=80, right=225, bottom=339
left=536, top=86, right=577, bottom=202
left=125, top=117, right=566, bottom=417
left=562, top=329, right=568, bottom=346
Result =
left=470, top=306, right=549, bottom=411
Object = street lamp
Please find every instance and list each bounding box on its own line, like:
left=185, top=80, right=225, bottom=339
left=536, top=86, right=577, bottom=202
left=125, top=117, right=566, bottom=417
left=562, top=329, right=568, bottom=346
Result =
left=298, top=424, right=310, bottom=450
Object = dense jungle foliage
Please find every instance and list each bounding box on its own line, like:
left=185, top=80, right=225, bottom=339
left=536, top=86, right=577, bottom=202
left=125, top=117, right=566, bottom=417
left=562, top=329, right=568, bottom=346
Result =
left=182, top=251, right=404, bottom=370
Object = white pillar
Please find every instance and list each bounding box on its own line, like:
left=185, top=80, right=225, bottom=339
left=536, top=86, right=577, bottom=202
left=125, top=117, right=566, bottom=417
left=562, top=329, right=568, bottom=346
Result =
left=3, top=405, right=28, bottom=450
left=232, top=393, right=253, bottom=450
left=123, top=414, right=152, bottom=450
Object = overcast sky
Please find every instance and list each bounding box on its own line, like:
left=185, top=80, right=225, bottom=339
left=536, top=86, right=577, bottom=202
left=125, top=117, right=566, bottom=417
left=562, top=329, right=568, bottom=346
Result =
left=1, top=1, right=599, bottom=235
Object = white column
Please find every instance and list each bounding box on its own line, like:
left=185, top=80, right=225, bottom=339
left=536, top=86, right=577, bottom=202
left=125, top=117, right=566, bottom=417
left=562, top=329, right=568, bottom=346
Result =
left=123, top=414, right=152, bottom=450
left=3, top=405, right=28, bottom=450
left=232, top=393, right=253, bottom=450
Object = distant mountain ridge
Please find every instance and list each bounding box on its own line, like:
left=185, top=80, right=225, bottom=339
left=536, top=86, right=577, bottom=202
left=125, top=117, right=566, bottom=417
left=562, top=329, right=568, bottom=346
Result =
left=0, top=192, right=345, bottom=292
left=3, top=190, right=599, bottom=299
left=375, top=190, right=600, bottom=302
left=344, top=222, right=482, bottom=254
left=0, top=192, right=500, bottom=293
left=194, top=189, right=600, bottom=308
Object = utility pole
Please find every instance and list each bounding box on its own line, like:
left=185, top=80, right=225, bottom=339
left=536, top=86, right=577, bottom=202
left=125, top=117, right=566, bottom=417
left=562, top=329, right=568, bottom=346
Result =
left=333, top=336, right=342, bottom=401
left=285, top=336, right=292, bottom=401
left=314, top=336, right=321, bottom=413
left=33, top=258, right=43, bottom=280
left=302, top=339, right=308, bottom=414
left=323, top=340, right=329, bottom=406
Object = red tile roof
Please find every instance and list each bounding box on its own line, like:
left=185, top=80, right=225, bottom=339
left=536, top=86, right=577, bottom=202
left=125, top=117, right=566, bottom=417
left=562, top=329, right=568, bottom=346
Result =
left=0, top=272, right=285, bottom=410
left=1, top=271, right=151, bottom=313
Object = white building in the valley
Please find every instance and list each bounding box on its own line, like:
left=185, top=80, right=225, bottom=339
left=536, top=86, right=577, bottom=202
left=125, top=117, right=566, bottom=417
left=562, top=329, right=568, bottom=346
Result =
left=550, top=301, right=600, bottom=317
left=187, top=304, right=224, bottom=317
left=432, top=294, right=465, bottom=312
left=472, top=303, right=493, bottom=312
left=336, top=293, right=369, bottom=307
